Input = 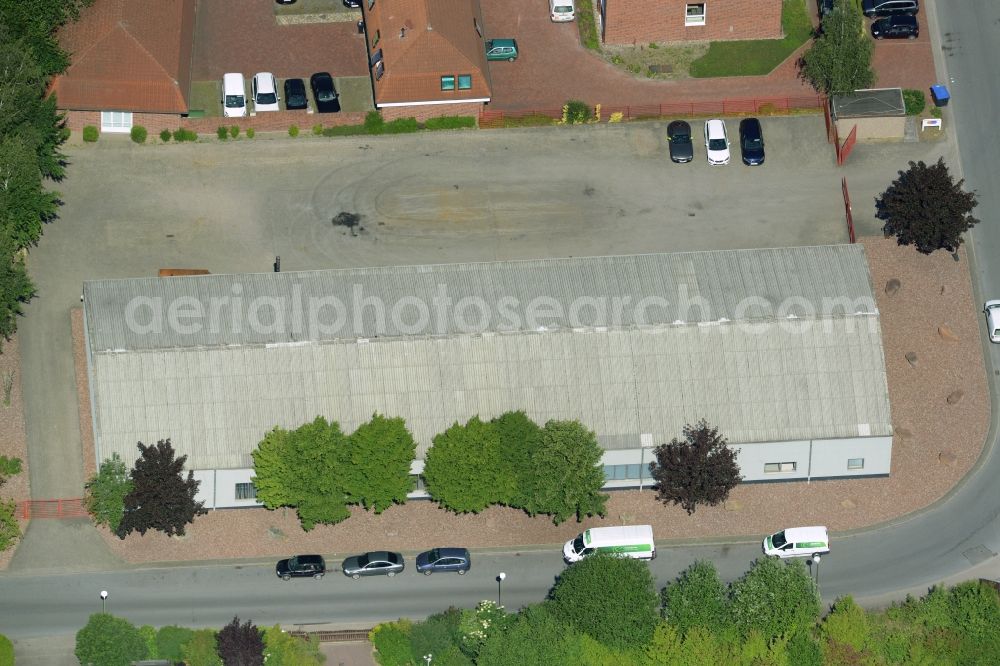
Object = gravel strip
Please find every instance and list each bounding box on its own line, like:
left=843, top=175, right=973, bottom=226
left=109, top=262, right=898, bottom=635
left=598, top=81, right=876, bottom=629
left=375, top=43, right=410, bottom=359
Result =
left=0, top=335, right=31, bottom=570
left=70, top=239, right=993, bottom=563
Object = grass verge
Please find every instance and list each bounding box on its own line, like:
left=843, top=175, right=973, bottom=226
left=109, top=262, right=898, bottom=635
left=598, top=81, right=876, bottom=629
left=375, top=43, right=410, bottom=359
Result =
left=576, top=1, right=600, bottom=50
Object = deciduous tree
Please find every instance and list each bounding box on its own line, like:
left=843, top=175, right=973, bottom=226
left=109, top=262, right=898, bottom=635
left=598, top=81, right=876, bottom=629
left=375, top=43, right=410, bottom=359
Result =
left=877, top=158, right=979, bottom=254
left=728, top=558, right=820, bottom=639
left=662, top=560, right=729, bottom=635
left=216, top=616, right=264, bottom=666
left=650, top=419, right=741, bottom=515
left=116, top=439, right=206, bottom=538
left=519, top=419, right=608, bottom=524
left=341, top=413, right=416, bottom=513
left=423, top=417, right=510, bottom=513
left=492, top=410, right=541, bottom=508
left=84, top=453, right=131, bottom=531
left=801, top=0, right=875, bottom=95
left=262, top=625, right=324, bottom=665
left=74, top=613, right=147, bottom=666
left=251, top=417, right=350, bottom=530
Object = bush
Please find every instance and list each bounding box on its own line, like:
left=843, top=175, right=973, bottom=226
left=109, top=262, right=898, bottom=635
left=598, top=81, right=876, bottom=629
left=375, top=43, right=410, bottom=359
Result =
left=424, top=116, right=477, bottom=130
left=288, top=125, right=299, bottom=137
left=84, top=454, right=131, bottom=531
left=903, top=89, right=926, bottom=115
left=156, top=625, right=195, bottom=662
left=230, top=125, right=240, bottom=139
left=217, top=126, right=228, bottom=140
left=409, top=608, right=468, bottom=665
left=130, top=126, right=147, bottom=144
left=931, top=106, right=943, bottom=118
left=0, top=634, right=12, bottom=666
left=0, top=455, right=21, bottom=478
left=563, top=100, right=592, bottom=124
left=160, top=129, right=171, bottom=142
left=246, top=127, right=255, bottom=138
left=263, top=625, right=323, bottom=664
left=75, top=613, right=148, bottom=666
left=82, top=125, right=99, bottom=142
left=384, top=117, right=419, bottom=134
left=364, top=110, right=385, bottom=134
left=370, top=619, right=414, bottom=666
left=139, top=625, right=158, bottom=659
left=312, top=123, right=324, bottom=136
left=172, top=128, right=197, bottom=142
left=0, top=499, right=19, bottom=552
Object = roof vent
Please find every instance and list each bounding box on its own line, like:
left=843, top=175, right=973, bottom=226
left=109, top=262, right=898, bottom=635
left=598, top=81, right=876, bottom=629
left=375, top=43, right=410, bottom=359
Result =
left=400, top=26, right=406, bottom=38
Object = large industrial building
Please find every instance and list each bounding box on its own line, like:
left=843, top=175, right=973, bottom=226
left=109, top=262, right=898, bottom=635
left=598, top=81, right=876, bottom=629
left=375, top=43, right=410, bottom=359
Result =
left=82, top=245, right=893, bottom=509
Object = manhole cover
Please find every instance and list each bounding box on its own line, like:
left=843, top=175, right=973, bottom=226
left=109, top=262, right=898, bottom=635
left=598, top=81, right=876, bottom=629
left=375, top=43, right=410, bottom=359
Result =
left=962, top=544, right=995, bottom=565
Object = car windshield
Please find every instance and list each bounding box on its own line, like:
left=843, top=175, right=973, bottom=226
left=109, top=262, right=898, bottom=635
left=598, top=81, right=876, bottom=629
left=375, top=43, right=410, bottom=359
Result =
left=427, top=549, right=440, bottom=561
left=358, top=555, right=370, bottom=567
left=257, top=92, right=277, bottom=105
left=572, top=535, right=585, bottom=553
left=317, top=89, right=336, bottom=102
left=771, top=531, right=788, bottom=548
left=708, top=138, right=727, bottom=150
left=289, top=556, right=300, bottom=568
left=673, top=132, right=690, bottom=142
left=744, top=137, right=762, bottom=148
left=225, top=95, right=244, bottom=108
left=554, top=5, right=572, bottom=11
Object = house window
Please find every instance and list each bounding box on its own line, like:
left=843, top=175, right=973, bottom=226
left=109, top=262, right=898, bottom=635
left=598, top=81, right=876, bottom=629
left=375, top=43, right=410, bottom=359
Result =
left=441, top=75, right=456, bottom=91
left=685, top=3, right=706, bottom=26
left=603, top=464, right=643, bottom=481
left=375, top=61, right=384, bottom=80
left=458, top=74, right=472, bottom=90
left=100, top=111, right=133, bottom=133
left=235, top=482, right=257, bottom=500
left=847, top=458, right=865, bottom=470
left=372, top=29, right=380, bottom=47
left=764, top=461, right=797, bottom=474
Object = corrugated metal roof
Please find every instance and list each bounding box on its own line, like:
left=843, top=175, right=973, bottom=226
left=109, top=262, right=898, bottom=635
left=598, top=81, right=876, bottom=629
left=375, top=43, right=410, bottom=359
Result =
left=84, top=245, right=878, bottom=352
left=84, top=246, right=891, bottom=470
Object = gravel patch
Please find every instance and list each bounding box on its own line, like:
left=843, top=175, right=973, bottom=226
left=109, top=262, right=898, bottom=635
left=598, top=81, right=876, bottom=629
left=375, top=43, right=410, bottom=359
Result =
left=0, top=335, right=31, bottom=570
left=74, top=239, right=992, bottom=563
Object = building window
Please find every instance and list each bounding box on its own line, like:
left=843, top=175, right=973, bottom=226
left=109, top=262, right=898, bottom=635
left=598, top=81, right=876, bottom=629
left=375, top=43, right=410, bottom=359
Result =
left=235, top=482, right=257, bottom=500
left=685, top=3, right=706, bottom=26
left=458, top=74, right=472, bottom=90
left=764, top=461, right=797, bottom=474
left=847, top=458, right=865, bottom=470
left=372, top=29, right=380, bottom=47
left=603, top=464, right=643, bottom=481
left=441, top=75, right=456, bottom=91
left=100, top=111, right=133, bottom=133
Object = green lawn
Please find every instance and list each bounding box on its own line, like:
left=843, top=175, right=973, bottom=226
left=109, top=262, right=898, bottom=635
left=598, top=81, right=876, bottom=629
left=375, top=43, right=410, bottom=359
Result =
left=689, top=0, right=813, bottom=78
left=189, top=80, right=220, bottom=117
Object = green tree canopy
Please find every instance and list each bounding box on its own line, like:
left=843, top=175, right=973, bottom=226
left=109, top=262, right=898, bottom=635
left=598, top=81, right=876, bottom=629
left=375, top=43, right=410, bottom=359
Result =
left=74, top=613, right=148, bottom=666
left=662, top=560, right=729, bottom=635
left=478, top=604, right=582, bottom=666
left=341, top=413, right=416, bottom=513
left=182, top=629, right=222, bottom=666
left=0, top=0, right=93, bottom=76
left=116, top=439, right=207, bottom=538
left=650, top=419, right=741, bottom=515
left=423, top=417, right=510, bottom=513
left=492, top=410, right=542, bottom=507
left=519, top=419, right=608, bottom=524
left=876, top=158, right=979, bottom=254
left=549, top=552, right=660, bottom=650
left=251, top=416, right=349, bottom=530
left=801, top=0, right=875, bottom=95
left=728, top=558, right=820, bottom=639
left=262, top=625, right=325, bottom=665
left=84, top=453, right=131, bottom=532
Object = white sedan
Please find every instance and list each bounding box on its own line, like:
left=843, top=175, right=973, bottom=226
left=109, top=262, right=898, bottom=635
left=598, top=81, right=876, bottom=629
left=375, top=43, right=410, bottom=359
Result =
left=984, top=301, right=1000, bottom=342
left=704, top=118, right=731, bottom=165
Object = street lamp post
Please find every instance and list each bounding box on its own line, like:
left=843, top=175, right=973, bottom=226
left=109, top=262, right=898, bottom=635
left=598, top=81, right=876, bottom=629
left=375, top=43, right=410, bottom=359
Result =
left=422, top=654, right=432, bottom=666
left=496, top=572, right=506, bottom=607
left=811, top=555, right=821, bottom=589
left=100, top=590, right=108, bottom=613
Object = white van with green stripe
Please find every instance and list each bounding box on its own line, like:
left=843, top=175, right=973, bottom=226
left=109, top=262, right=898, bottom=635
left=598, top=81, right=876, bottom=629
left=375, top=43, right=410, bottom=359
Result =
left=763, top=526, right=830, bottom=559
left=563, top=525, right=656, bottom=563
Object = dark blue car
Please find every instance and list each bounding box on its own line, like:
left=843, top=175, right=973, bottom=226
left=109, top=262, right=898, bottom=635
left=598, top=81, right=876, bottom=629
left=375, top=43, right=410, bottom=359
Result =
left=739, top=118, right=765, bottom=166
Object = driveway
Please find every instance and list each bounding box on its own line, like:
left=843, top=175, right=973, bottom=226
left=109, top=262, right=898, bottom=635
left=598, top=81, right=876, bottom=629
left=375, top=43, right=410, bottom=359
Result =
left=191, top=0, right=368, bottom=80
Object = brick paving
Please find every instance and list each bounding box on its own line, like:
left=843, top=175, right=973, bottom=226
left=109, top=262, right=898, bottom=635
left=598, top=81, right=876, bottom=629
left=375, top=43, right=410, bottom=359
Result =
left=871, top=12, right=939, bottom=93
left=191, top=0, right=368, bottom=81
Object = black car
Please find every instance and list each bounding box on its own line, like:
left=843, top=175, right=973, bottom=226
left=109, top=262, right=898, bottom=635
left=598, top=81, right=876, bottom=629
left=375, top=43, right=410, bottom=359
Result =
left=284, top=78, right=308, bottom=110
left=276, top=554, right=326, bottom=580
left=738, top=118, right=765, bottom=166
left=343, top=0, right=361, bottom=6
left=415, top=547, right=472, bottom=575
left=310, top=72, right=341, bottom=113
left=666, top=120, right=693, bottom=164
left=861, top=0, right=918, bottom=18
left=871, top=14, right=918, bottom=39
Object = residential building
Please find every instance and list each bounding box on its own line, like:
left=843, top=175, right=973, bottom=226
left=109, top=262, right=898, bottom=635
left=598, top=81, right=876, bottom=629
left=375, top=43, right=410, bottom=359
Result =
left=599, top=0, right=782, bottom=46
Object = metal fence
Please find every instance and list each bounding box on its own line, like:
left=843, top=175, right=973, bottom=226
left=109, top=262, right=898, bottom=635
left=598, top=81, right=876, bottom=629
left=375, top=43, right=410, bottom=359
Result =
left=288, top=628, right=372, bottom=643
left=16, top=498, right=88, bottom=519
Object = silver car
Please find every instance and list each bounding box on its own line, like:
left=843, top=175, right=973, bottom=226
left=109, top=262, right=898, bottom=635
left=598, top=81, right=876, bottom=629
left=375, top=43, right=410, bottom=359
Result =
left=342, top=551, right=404, bottom=579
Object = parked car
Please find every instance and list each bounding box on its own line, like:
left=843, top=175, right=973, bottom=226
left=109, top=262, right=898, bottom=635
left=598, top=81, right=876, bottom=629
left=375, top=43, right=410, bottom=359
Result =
left=275, top=554, right=326, bottom=580
left=485, top=38, right=518, bottom=62
left=984, top=301, right=1000, bottom=343
left=666, top=120, right=693, bottom=164
left=549, top=0, right=575, bottom=22
left=703, top=119, right=730, bottom=165
left=871, top=14, right=919, bottom=39
left=284, top=78, right=308, bottom=110
left=861, top=0, right=918, bottom=18
left=818, top=0, right=834, bottom=19
left=738, top=118, right=765, bottom=166
left=343, top=0, right=361, bottom=6
left=222, top=73, right=246, bottom=118
left=251, top=72, right=280, bottom=112
left=762, top=526, right=830, bottom=560
left=342, top=551, right=404, bottom=579
left=415, top=548, right=472, bottom=575
left=310, top=72, right=341, bottom=113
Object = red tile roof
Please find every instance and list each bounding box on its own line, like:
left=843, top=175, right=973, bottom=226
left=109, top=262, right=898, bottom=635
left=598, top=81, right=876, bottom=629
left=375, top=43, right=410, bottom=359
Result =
left=364, top=0, right=491, bottom=105
left=50, top=0, right=196, bottom=113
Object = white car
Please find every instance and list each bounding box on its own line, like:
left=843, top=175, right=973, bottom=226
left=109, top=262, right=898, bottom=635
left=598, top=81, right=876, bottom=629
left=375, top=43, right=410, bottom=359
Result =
left=221, top=73, right=246, bottom=118
left=984, top=301, right=1000, bottom=343
left=704, top=118, right=731, bottom=165
left=251, top=72, right=280, bottom=112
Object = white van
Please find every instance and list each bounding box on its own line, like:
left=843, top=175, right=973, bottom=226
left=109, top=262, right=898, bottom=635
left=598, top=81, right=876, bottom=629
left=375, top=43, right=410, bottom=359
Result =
left=762, top=526, right=830, bottom=559
left=550, top=0, right=575, bottom=22
left=564, top=525, right=655, bottom=563
left=222, top=73, right=246, bottom=118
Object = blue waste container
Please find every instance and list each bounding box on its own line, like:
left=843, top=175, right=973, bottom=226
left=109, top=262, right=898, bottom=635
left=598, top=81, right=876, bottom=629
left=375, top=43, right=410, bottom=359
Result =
left=930, top=85, right=950, bottom=107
